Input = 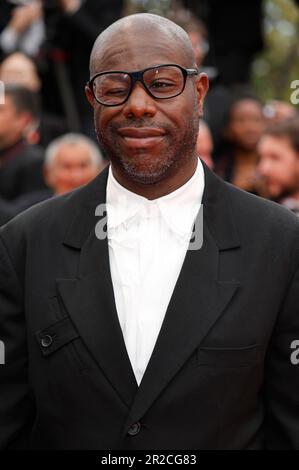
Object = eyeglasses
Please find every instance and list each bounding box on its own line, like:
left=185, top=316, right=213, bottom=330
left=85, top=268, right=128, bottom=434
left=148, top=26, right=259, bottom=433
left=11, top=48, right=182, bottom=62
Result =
left=87, top=64, right=198, bottom=107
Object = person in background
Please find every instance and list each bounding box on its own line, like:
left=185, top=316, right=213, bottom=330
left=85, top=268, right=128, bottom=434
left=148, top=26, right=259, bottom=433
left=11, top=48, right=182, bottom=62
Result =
left=0, top=52, right=67, bottom=146
left=263, top=100, right=298, bottom=125
left=43, top=133, right=106, bottom=195
left=257, top=118, right=299, bottom=216
left=0, top=51, right=40, bottom=90
left=0, top=0, right=44, bottom=59
left=196, top=119, right=214, bottom=169
left=216, top=92, right=265, bottom=193
left=0, top=133, right=106, bottom=226
left=0, top=83, right=45, bottom=200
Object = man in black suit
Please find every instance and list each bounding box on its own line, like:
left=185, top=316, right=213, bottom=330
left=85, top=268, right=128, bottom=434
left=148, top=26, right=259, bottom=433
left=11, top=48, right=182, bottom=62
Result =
left=0, top=84, right=46, bottom=224
left=0, top=84, right=45, bottom=198
left=1, top=14, right=299, bottom=450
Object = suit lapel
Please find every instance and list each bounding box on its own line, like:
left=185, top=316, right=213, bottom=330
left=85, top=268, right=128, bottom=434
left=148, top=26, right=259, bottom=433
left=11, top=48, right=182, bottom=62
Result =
left=122, top=163, right=241, bottom=429
left=56, top=162, right=241, bottom=422
left=57, top=167, right=138, bottom=409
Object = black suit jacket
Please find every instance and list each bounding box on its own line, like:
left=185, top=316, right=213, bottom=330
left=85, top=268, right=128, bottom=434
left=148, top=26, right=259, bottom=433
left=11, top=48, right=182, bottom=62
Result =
left=0, top=141, right=46, bottom=200
left=0, top=189, right=53, bottom=227
left=1, top=163, right=299, bottom=450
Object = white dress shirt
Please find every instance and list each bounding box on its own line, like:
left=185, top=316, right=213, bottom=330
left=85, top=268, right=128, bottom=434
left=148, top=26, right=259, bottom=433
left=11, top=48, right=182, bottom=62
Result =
left=106, top=159, right=205, bottom=385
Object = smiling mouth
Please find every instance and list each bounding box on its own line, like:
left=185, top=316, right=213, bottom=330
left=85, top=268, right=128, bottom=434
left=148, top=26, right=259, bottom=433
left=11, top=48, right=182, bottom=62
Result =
left=117, top=127, right=166, bottom=149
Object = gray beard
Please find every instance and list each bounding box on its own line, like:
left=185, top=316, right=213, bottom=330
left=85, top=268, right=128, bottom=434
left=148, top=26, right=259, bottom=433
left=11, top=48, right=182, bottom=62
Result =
left=97, top=113, right=200, bottom=185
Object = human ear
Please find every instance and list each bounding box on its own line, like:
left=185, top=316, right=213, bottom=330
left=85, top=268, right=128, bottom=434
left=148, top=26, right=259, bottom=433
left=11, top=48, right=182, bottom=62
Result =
left=85, top=85, right=95, bottom=108
left=43, top=166, right=54, bottom=189
left=195, top=73, right=209, bottom=117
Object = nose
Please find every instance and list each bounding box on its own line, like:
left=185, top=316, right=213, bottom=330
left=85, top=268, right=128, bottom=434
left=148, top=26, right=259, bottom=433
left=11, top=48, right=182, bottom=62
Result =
left=122, top=82, right=157, bottom=119
left=70, top=166, right=85, bottom=185
left=257, top=157, right=270, bottom=177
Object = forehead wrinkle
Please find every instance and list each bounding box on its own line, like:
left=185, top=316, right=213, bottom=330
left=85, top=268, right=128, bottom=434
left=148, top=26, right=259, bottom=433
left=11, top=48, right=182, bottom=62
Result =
left=96, top=46, right=190, bottom=74
left=101, top=34, right=144, bottom=72
left=91, top=37, right=194, bottom=74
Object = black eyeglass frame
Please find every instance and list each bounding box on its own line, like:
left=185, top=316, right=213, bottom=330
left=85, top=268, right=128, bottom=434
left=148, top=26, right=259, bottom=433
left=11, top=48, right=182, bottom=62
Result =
left=87, top=64, right=199, bottom=107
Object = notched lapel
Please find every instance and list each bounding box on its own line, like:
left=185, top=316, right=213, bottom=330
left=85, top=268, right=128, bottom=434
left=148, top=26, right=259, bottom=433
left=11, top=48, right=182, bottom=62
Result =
left=58, top=168, right=138, bottom=409
left=56, top=269, right=138, bottom=409
left=58, top=163, right=242, bottom=428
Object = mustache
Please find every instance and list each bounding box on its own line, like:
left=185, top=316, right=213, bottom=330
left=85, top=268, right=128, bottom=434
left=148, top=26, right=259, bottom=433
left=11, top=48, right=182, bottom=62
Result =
left=109, top=119, right=173, bottom=132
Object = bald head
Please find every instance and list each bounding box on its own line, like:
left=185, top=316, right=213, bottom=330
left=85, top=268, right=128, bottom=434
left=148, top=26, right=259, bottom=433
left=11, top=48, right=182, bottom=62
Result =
left=90, top=13, right=196, bottom=76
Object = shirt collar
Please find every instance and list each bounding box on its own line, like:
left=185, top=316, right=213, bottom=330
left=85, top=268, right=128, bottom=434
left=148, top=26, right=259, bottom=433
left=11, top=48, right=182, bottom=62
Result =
left=106, top=158, right=205, bottom=237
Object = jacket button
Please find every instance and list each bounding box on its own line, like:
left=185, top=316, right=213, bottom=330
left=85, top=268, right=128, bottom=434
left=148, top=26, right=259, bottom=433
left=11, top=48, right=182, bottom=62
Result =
left=41, top=335, right=53, bottom=348
left=127, top=422, right=141, bottom=436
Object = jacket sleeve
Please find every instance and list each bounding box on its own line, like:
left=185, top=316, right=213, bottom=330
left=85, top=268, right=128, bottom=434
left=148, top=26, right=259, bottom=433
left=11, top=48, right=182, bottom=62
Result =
left=0, top=234, right=34, bottom=449
left=264, top=259, right=299, bottom=449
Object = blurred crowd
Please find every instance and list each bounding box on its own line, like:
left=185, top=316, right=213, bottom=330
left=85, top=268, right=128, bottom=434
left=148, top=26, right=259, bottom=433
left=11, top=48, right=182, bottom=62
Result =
left=0, top=0, right=299, bottom=226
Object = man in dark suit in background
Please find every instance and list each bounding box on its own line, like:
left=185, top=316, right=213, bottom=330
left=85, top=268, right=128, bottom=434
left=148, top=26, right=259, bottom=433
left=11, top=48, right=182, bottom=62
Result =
left=0, top=84, right=46, bottom=224
left=1, top=14, right=299, bottom=450
left=0, top=84, right=44, bottom=197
